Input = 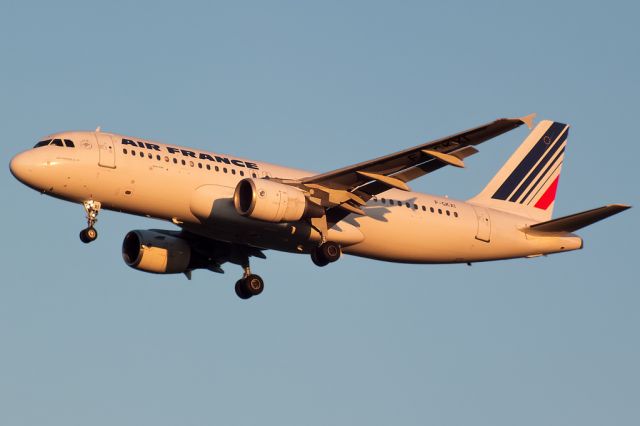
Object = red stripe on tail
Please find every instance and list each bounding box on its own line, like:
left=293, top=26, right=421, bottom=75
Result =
left=534, top=176, right=560, bottom=210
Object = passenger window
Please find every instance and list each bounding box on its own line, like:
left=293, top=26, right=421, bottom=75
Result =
left=63, top=139, right=75, bottom=147
left=215, top=166, right=220, bottom=172
left=189, top=161, right=194, bottom=167
left=164, top=156, right=169, bottom=162
left=173, top=158, right=177, bottom=164
left=231, top=169, right=236, bottom=175
left=397, top=201, right=402, bottom=206
left=454, top=212, right=459, bottom=218
left=421, top=205, right=426, bottom=211
left=198, top=163, right=202, bottom=169
left=181, top=159, right=186, bottom=165
left=51, top=139, right=64, bottom=147
left=139, top=152, right=144, bottom=158
left=252, top=173, right=257, bottom=178
left=430, top=207, right=435, bottom=213
left=446, top=210, right=450, bottom=216
left=34, top=140, right=52, bottom=148
left=156, top=155, right=161, bottom=161
left=123, top=148, right=128, bottom=154
left=148, top=153, right=152, bottom=159
left=206, top=164, right=211, bottom=170
left=240, top=171, right=244, bottom=176
left=438, top=209, right=442, bottom=214
left=223, top=168, right=228, bottom=173
left=381, top=198, right=386, bottom=204
left=132, top=150, right=136, bottom=156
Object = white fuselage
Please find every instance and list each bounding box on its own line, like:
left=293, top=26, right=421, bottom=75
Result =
left=10, top=131, right=583, bottom=263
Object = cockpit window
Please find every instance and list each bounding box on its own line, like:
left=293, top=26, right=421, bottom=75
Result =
left=34, top=139, right=51, bottom=148
left=33, top=138, right=76, bottom=148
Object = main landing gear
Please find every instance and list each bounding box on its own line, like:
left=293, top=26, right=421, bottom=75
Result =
left=234, top=259, right=264, bottom=300
left=310, top=241, right=341, bottom=267
left=308, top=215, right=342, bottom=267
left=79, top=200, right=101, bottom=244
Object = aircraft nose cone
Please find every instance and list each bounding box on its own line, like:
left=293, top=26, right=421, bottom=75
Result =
left=9, top=151, right=32, bottom=184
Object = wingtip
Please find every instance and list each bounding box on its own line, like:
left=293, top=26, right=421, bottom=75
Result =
left=608, top=203, right=632, bottom=210
left=519, top=113, right=537, bottom=129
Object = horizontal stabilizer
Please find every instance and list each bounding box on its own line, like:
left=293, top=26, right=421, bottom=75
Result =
left=524, top=204, right=631, bottom=234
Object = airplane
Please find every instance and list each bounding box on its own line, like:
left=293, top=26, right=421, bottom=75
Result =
left=9, top=114, right=630, bottom=299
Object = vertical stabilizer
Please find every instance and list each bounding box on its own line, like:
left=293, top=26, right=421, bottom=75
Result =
left=469, top=120, right=569, bottom=222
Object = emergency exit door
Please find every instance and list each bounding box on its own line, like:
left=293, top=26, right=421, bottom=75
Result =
left=95, top=133, right=116, bottom=168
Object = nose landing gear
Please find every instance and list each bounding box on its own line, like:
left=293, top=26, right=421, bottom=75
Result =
left=79, top=200, right=101, bottom=244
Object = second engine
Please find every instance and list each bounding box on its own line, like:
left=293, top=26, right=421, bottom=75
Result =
left=233, top=178, right=324, bottom=222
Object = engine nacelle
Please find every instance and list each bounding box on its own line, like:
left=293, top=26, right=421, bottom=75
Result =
left=233, top=178, right=324, bottom=222
left=122, top=230, right=191, bottom=274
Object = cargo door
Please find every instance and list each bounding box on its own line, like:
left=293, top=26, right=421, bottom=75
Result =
left=95, top=133, right=116, bottom=168
left=472, top=206, right=491, bottom=242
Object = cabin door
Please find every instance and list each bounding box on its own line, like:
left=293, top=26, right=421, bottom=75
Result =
left=95, top=133, right=116, bottom=168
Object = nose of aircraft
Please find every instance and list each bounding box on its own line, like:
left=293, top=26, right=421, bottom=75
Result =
left=9, top=151, right=33, bottom=184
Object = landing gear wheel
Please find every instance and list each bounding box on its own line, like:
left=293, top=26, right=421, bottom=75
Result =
left=311, top=248, right=330, bottom=267
left=319, top=241, right=341, bottom=262
left=311, top=241, right=341, bottom=266
left=235, top=280, right=252, bottom=300
left=79, top=227, right=98, bottom=243
left=244, top=274, right=264, bottom=296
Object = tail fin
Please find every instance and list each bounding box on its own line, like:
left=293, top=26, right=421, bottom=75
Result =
left=469, top=120, right=569, bottom=222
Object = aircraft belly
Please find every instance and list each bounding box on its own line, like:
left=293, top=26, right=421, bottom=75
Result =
left=343, top=202, right=554, bottom=263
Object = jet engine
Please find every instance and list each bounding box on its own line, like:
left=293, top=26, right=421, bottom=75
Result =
left=233, top=178, right=324, bottom=222
left=122, top=230, right=191, bottom=274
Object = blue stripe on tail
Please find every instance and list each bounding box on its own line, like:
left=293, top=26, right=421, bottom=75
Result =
left=492, top=122, right=567, bottom=201
left=507, top=128, right=568, bottom=202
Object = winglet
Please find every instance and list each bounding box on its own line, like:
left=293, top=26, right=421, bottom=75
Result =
left=519, top=113, right=536, bottom=129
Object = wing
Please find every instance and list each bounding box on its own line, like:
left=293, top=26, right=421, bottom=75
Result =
left=302, top=114, right=535, bottom=194
left=294, top=114, right=535, bottom=224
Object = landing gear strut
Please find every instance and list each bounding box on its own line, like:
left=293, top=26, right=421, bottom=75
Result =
left=79, top=200, right=101, bottom=244
left=234, top=260, right=264, bottom=300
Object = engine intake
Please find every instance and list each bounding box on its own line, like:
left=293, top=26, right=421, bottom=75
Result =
left=233, top=178, right=324, bottom=222
left=122, top=230, right=191, bottom=274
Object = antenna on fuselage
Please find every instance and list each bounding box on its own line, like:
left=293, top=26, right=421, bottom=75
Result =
left=95, top=126, right=101, bottom=132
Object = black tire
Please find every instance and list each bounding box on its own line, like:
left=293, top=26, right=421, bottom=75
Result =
left=311, top=248, right=330, bottom=267
left=235, top=280, right=252, bottom=300
left=80, top=227, right=98, bottom=243
left=319, top=241, right=341, bottom=263
left=243, top=274, right=264, bottom=296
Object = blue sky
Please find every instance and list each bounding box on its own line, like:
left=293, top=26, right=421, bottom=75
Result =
left=1, top=1, right=638, bottom=425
